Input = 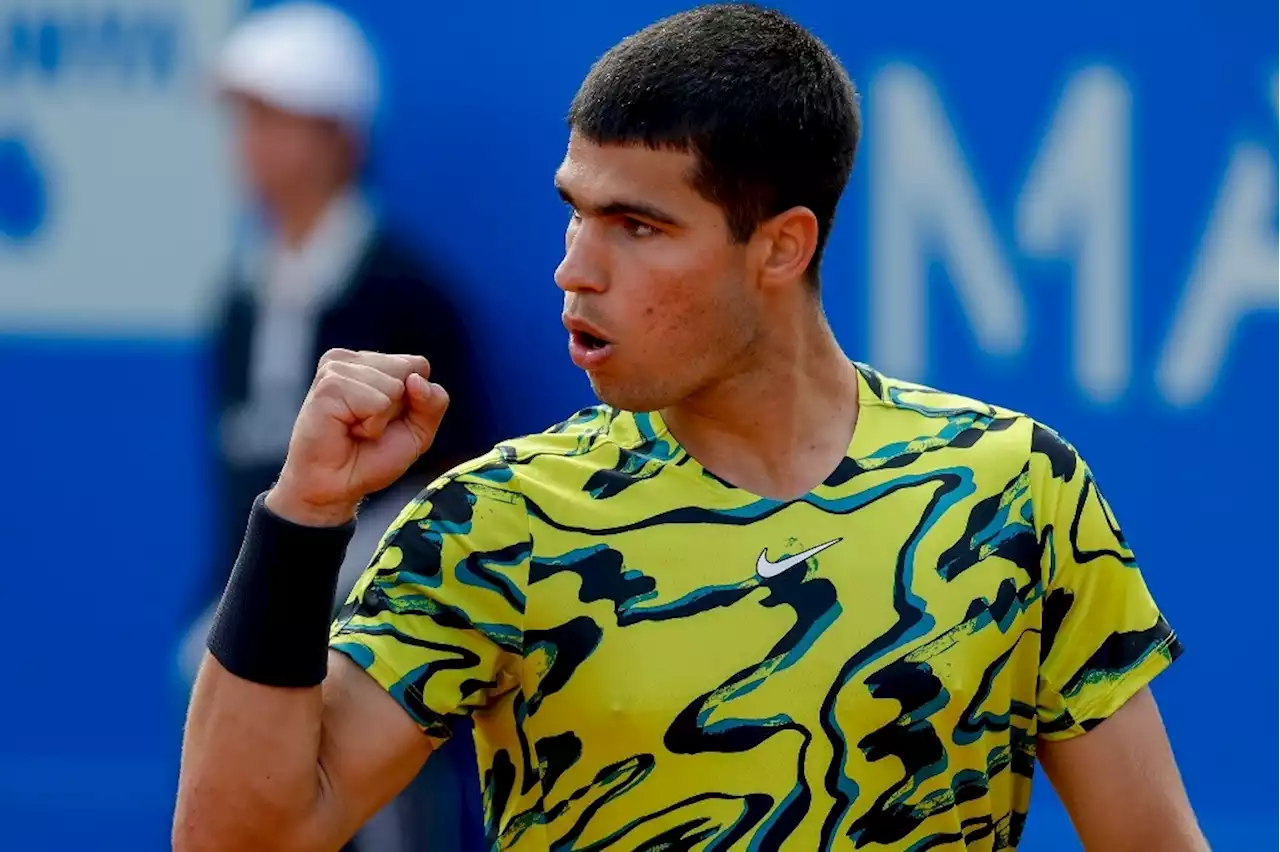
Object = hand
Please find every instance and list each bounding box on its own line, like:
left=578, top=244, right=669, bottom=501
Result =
left=266, top=349, right=450, bottom=527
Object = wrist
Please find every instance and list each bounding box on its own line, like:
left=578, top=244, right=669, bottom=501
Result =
left=265, top=484, right=358, bottom=528
left=207, top=493, right=354, bottom=688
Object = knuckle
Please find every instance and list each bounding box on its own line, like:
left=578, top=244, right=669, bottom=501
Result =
left=319, top=347, right=355, bottom=367
left=374, top=354, right=408, bottom=376
left=315, top=372, right=346, bottom=395
left=326, top=360, right=358, bottom=378
left=401, top=354, right=431, bottom=375
left=357, top=352, right=393, bottom=372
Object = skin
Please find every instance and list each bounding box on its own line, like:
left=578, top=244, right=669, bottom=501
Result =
left=173, top=135, right=1209, bottom=851
left=1039, top=689, right=1206, bottom=851
left=228, top=94, right=358, bottom=247
left=555, top=132, right=861, bottom=500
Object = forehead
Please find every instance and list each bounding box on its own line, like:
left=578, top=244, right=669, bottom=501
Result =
left=232, top=95, right=334, bottom=135
left=556, top=132, right=700, bottom=204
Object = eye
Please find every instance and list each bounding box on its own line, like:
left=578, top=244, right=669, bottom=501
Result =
left=565, top=208, right=583, bottom=234
left=622, top=218, right=659, bottom=238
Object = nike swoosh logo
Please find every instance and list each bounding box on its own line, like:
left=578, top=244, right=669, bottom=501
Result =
left=756, top=538, right=843, bottom=579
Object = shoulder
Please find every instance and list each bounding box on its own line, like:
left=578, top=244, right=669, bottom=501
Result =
left=412, top=403, right=623, bottom=478
left=421, top=405, right=664, bottom=500
left=857, top=362, right=1023, bottom=422
left=359, top=230, right=427, bottom=277
left=857, top=365, right=1102, bottom=548
left=855, top=362, right=1081, bottom=482
left=352, top=230, right=458, bottom=304
left=501, top=404, right=645, bottom=457
left=495, top=405, right=658, bottom=484
left=364, top=407, right=636, bottom=590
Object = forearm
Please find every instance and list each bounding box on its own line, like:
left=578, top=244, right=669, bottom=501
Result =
left=175, top=654, right=332, bottom=852
left=175, top=350, right=453, bottom=848
left=175, top=491, right=356, bottom=851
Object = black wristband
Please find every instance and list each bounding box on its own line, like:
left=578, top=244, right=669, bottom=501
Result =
left=207, top=492, right=356, bottom=687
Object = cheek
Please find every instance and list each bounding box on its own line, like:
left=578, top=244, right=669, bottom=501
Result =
left=613, top=240, right=749, bottom=361
left=253, top=127, right=322, bottom=183
left=631, top=276, right=729, bottom=357
left=242, top=134, right=290, bottom=186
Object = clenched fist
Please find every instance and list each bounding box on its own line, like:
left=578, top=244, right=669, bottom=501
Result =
left=265, top=349, right=450, bottom=527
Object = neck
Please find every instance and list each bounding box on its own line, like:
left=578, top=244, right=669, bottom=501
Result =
left=272, top=185, right=345, bottom=249
left=660, top=299, right=861, bottom=501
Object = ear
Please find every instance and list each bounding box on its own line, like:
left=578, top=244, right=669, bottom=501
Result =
left=751, top=206, right=820, bottom=290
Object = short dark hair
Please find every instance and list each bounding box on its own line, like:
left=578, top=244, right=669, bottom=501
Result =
left=567, top=4, right=861, bottom=286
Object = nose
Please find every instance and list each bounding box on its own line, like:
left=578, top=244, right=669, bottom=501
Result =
left=554, top=219, right=607, bottom=294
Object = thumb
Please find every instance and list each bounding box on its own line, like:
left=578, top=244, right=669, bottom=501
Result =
left=403, top=373, right=450, bottom=454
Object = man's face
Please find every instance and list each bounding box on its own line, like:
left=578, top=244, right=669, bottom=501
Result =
left=231, top=95, right=351, bottom=210
left=554, top=133, right=763, bottom=412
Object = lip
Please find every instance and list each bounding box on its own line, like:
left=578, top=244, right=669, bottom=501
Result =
left=562, top=314, right=610, bottom=340
left=562, top=315, right=614, bottom=371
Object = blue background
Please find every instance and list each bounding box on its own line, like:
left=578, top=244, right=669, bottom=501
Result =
left=0, top=0, right=1275, bottom=848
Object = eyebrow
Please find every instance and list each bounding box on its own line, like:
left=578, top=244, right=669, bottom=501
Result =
left=555, top=182, right=684, bottom=228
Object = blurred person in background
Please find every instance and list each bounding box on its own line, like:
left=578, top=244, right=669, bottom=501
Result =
left=179, top=4, right=489, bottom=851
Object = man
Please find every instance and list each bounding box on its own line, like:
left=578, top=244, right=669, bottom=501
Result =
left=175, top=6, right=1207, bottom=850
left=186, top=4, right=490, bottom=851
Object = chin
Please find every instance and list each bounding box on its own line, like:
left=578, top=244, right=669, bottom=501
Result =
left=587, top=374, right=675, bottom=413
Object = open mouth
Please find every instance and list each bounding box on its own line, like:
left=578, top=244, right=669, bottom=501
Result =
left=572, top=330, right=610, bottom=351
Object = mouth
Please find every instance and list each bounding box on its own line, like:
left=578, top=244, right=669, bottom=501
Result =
left=564, top=318, right=614, bottom=369
left=571, top=329, right=610, bottom=351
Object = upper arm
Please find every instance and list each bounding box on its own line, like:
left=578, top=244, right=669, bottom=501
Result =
left=1029, top=424, right=1201, bottom=848
left=329, top=462, right=530, bottom=741
left=1031, top=423, right=1181, bottom=738
left=306, top=464, right=529, bottom=845
left=177, top=465, right=528, bottom=852
left=306, top=651, right=437, bottom=844
left=1039, top=688, right=1206, bottom=851
left=174, top=649, right=435, bottom=852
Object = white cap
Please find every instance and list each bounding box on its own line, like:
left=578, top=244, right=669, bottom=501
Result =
left=216, top=2, right=379, bottom=133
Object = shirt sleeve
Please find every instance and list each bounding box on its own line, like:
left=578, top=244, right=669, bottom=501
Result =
left=329, top=459, right=529, bottom=744
left=1030, top=423, right=1183, bottom=741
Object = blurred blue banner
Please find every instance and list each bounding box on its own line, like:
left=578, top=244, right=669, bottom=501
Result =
left=0, top=0, right=1274, bottom=849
